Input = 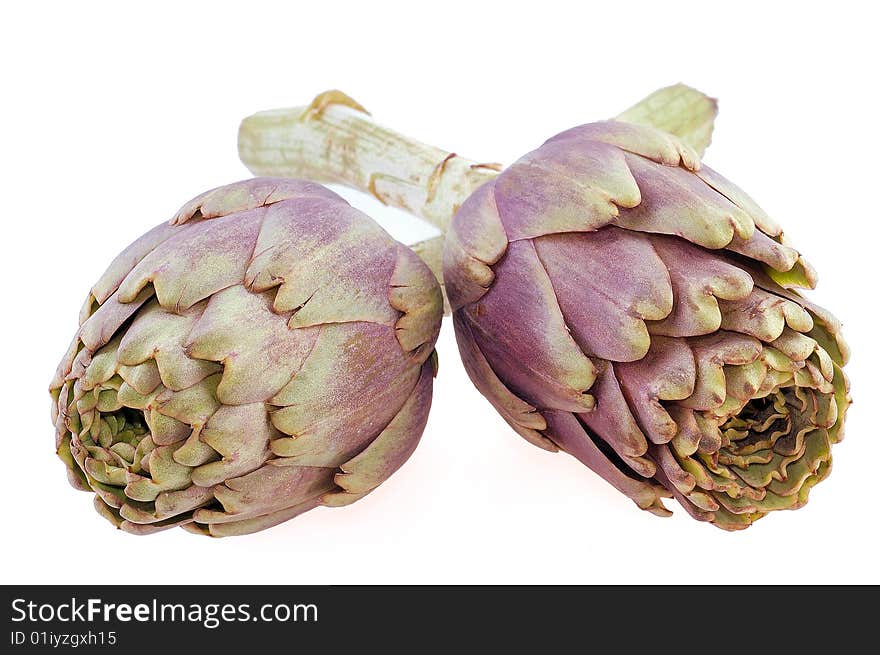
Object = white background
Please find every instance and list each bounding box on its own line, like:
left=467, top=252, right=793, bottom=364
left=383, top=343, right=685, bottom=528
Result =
left=2, top=1, right=877, bottom=584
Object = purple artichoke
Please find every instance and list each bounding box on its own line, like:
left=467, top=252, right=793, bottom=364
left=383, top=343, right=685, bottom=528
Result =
left=444, top=122, right=850, bottom=530
left=51, top=178, right=442, bottom=536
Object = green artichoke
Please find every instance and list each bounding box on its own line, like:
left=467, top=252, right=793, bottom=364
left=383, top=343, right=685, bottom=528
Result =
left=444, top=121, right=850, bottom=529
left=238, top=86, right=851, bottom=530
left=50, top=177, right=443, bottom=536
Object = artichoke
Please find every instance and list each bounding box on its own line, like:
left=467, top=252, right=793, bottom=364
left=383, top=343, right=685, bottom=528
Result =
left=443, top=121, right=850, bottom=529
left=239, top=86, right=850, bottom=530
left=50, top=177, right=443, bottom=536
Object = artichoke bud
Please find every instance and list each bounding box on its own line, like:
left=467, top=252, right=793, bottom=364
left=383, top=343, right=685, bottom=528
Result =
left=51, top=178, right=443, bottom=536
left=444, top=121, right=850, bottom=530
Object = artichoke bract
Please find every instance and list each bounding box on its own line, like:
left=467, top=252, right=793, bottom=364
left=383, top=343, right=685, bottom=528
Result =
left=444, top=122, right=850, bottom=529
left=50, top=178, right=443, bottom=536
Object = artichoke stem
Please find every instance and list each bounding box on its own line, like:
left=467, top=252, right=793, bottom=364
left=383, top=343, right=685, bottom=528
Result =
left=615, top=84, right=718, bottom=156
left=411, top=235, right=449, bottom=313
left=238, top=89, right=499, bottom=233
